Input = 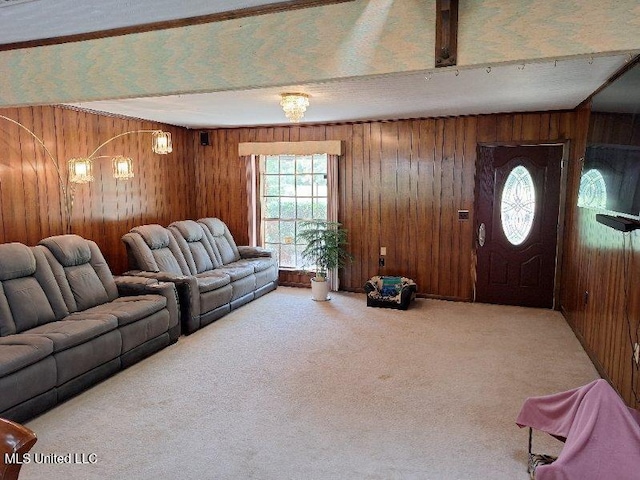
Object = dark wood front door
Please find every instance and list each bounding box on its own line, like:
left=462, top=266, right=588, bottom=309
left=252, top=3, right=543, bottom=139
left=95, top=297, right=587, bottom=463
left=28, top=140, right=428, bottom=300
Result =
left=474, top=145, right=563, bottom=308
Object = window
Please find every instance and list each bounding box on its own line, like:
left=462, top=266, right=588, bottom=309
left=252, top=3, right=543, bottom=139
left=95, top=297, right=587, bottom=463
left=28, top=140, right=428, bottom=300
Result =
left=260, top=153, right=329, bottom=270
left=500, top=165, right=536, bottom=246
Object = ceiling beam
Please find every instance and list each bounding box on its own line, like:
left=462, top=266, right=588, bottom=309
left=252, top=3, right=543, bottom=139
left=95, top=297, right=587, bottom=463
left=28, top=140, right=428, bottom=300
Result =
left=435, top=0, right=458, bottom=68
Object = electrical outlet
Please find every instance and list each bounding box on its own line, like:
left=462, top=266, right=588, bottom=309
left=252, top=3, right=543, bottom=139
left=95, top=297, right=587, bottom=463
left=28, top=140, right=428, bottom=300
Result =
left=379, top=257, right=385, bottom=267
left=634, top=343, right=640, bottom=365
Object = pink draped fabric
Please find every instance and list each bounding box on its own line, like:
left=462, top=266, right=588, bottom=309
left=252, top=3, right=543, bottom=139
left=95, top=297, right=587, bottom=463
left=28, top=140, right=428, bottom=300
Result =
left=516, top=379, right=640, bottom=479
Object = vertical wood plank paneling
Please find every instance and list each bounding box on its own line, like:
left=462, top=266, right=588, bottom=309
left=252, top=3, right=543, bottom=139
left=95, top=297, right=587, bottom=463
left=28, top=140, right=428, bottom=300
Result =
left=461, top=116, right=478, bottom=300
left=368, top=122, right=383, bottom=280
left=431, top=119, right=444, bottom=293
left=561, top=109, right=640, bottom=408
left=417, top=119, right=436, bottom=294
left=380, top=122, right=399, bottom=275
left=396, top=120, right=414, bottom=281
left=0, top=105, right=194, bottom=274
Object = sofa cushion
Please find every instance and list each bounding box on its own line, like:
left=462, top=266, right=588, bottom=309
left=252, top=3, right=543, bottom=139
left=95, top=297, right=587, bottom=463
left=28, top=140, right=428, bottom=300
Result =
left=0, top=243, right=36, bottom=281
left=170, top=220, right=204, bottom=242
left=25, top=315, right=118, bottom=352
left=132, top=224, right=172, bottom=249
left=0, top=335, right=54, bottom=377
left=64, top=263, right=111, bottom=311
left=39, top=235, right=91, bottom=267
left=198, top=218, right=241, bottom=264
left=3, top=277, right=58, bottom=333
left=38, top=237, right=118, bottom=312
left=82, top=295, right=167, bottom=326
left=237, top=257, right=277, bottom=273
left=194, top=271, right=231, bottom=292
left=216, top=263, right=256, bottom=281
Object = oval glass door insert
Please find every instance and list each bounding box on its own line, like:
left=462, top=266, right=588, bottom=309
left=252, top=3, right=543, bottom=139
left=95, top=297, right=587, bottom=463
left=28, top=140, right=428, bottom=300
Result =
left=500, top=165, right=535, bottom=245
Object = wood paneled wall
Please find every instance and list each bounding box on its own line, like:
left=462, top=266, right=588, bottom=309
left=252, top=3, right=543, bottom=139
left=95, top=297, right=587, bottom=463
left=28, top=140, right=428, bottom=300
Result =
left=194, top=111, right=582, bottom=301
left=561, top=111, right=640, bottom=408
left=0, top=105, right=195, bottom=274
left=3, top=103, right=637, bottom=407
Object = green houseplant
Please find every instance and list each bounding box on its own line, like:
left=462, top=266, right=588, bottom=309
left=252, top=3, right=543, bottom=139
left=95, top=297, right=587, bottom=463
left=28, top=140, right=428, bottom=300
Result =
left=298, top=220, right=353, bottom=301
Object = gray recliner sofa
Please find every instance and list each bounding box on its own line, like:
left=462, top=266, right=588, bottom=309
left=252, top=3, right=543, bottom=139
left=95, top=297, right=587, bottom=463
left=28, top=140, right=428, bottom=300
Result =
left=121, top=218, right=278, bottom=335
left=0, top=235, right=180, bottom=422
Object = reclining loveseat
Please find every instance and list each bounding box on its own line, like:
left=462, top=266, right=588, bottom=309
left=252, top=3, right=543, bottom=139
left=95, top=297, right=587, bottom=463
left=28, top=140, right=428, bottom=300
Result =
left=0, top=235, right=180, bottom=422
left=122, top=218, right=278, bottom=334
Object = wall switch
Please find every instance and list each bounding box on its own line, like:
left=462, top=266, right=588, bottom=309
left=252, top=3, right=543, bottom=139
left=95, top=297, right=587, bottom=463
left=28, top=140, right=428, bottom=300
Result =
left=634, top=343, right=640, bottom=365
left=380, top=247, right=387, bottom=256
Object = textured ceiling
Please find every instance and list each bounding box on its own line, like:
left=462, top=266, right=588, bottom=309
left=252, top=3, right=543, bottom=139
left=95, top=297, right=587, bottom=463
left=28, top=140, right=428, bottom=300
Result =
left=0, top=0, right=283, bottom=44
left=1, top=1, right=636, bottom=128
left=67, top=54, right=632, bottom=129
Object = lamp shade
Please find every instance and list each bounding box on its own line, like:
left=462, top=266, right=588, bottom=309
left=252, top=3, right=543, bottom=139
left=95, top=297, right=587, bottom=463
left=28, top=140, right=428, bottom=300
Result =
left=112, top=155, right=134, bottom=180
left=68, top=158, right=94, bottom=184
left=152, top=131, right=172, bottom=154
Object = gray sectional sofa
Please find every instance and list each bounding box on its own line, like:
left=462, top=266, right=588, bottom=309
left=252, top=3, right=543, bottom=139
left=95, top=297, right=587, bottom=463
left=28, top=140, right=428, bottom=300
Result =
left=0, top=235, right=180, bottom=422
left=122, top=217, right=278, bottom=334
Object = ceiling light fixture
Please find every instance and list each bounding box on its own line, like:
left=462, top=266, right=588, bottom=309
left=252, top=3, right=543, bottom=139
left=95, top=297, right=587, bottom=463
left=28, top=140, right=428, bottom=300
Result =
left=280, top=93, right=310, bottom=123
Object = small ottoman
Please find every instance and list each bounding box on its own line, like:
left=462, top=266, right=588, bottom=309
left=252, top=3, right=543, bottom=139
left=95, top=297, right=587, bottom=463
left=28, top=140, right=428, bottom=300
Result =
left=364, top=276, right=417, bottom=310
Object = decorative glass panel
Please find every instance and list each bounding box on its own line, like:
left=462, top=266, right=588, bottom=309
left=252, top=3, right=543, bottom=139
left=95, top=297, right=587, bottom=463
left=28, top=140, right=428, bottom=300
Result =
left=500, top=165, right=536, bottom=246
left=578, top=168, right=607, bottom=209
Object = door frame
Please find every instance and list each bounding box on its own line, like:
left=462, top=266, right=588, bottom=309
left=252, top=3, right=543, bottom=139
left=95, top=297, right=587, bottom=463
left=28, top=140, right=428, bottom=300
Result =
left=473, top=140, right=570, bottom=309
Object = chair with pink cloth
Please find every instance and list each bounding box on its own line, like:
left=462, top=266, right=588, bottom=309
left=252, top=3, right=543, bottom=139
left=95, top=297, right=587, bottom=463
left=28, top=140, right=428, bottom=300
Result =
left=516, top=379, right=640, bottom=479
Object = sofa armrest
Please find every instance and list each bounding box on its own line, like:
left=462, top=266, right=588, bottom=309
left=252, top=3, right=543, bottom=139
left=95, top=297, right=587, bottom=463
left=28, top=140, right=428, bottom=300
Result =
left=146, top=282, right=181, bottom=340
left=114, top=275, right=159, bottom=296
left=124, top=270, right=200, bottom=334
left=114, top=275, right=181, bottom=342
left=238, top=246, right=274, bottom=258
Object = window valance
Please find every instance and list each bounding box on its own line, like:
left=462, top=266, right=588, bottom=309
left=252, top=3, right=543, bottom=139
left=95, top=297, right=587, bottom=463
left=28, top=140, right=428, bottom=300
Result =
left=238, top=141, right=343, bottom=157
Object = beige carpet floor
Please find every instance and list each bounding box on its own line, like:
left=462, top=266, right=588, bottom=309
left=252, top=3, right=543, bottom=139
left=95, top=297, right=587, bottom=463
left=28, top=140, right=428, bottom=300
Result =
left=22, top=287, right=599, bottom=480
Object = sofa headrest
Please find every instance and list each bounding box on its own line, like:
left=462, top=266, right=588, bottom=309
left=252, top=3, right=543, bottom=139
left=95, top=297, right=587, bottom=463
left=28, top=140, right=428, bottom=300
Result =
left=170, top=220, right=203, bottom=242
left=0, top=242, right=36, bottom=281
left=39, top=235, right=92, bottom=267
left=198, top=217, right=225, bottom=237
left=131, top=224, right=171, bottom=249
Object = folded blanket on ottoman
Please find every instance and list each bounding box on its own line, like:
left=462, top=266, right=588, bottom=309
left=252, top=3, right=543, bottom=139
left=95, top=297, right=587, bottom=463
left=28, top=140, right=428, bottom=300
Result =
left=516, top=379, right=640, bottom=480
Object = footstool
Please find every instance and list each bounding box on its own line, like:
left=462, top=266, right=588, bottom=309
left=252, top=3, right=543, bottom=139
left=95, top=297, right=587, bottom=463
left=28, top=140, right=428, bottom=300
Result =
left=364, top=276, right=417, bottom=310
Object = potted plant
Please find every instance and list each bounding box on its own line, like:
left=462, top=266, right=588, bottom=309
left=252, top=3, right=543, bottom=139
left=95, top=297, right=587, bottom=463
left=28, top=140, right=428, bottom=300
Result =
left=298, top=220, right=353, bottom=301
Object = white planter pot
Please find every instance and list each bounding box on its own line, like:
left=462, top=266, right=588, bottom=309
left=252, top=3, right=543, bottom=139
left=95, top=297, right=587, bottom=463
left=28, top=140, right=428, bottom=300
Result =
left=311, top=277, right=331, bottom=301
